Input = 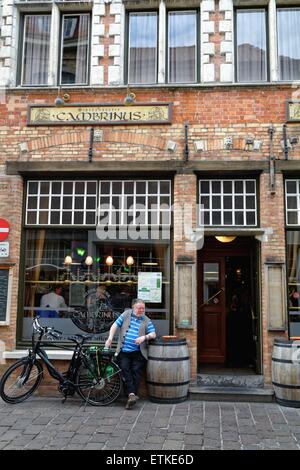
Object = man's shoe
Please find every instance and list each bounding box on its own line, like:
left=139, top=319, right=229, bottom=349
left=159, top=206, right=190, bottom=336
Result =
left=125, top=393, right=137, bottom=410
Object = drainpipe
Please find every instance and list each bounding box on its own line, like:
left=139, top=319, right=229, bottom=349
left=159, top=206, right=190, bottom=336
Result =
left=282, top=124, right=289, bottom=160
left=183, top=122, right=189, bottom=162
left=268, top=126, right=276, bottom=194
left=88, top=127, right=94, bottom=163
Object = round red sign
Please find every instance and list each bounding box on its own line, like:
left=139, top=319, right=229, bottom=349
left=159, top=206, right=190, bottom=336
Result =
left=0, top=218, right=10, bottom=242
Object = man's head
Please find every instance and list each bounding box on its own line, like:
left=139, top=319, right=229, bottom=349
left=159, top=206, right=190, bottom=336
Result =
left=132, top=299, right=146, bottom=317
left=54, top=286, right=62, bottom=295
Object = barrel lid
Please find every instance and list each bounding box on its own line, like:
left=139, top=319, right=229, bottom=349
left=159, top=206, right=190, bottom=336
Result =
left=152, top=336, right=187, bottom=346
left=274, top=337, right=299, bottom=345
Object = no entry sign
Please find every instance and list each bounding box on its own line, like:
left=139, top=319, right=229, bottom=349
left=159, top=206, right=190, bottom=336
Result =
left=0, top=219, right=10, bottom=242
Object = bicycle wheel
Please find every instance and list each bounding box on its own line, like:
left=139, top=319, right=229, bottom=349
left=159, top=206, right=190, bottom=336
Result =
left=0, top=358, right=43, bottom=404
left=76, top=360, right=122, bottom=406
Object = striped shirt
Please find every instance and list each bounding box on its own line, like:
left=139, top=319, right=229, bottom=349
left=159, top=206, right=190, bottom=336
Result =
left=115, top=311, right=155, bottom=353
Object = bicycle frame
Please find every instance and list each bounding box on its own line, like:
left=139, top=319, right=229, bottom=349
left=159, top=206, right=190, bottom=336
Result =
left=30, top=328, right=86, bottom=386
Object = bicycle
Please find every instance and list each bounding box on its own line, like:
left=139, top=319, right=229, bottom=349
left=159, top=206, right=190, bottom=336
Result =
left=0, top=317, right=122, bottom=407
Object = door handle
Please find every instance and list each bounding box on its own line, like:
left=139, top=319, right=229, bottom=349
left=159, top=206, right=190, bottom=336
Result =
left=199, top=287, right=224, bottom=308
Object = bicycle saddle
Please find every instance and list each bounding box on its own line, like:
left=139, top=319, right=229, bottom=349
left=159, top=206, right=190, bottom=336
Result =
left=68, top=334, right=94, bottom=343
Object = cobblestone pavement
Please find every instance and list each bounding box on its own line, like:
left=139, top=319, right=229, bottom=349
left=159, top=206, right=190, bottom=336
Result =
left=0, top=397, right=300, bottom=450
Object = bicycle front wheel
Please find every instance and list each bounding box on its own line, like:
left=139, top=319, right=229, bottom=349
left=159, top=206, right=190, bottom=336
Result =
left=0, top=358, right=43, bottom=404
left=76, top=361, right=122, bottom=406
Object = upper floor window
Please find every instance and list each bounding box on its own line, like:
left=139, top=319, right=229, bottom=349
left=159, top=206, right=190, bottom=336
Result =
left=20, top=12, right=90, bottom=86
left=61, top=14, right=90, bottom=85
left=236, top=9, right=267, bottom=82
left=127, top=9, right=199, bottom=85
left=128, top=12, right=158, bottom=84
left=277, top=8, right=300, bottom=81
left=168, top=10, right=197, bottom=83
left=22, top=15, right=51, bottom=86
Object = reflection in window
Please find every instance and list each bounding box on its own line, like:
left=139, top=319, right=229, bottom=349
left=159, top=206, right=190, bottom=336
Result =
left=128, top=12, right=157, bottom=84
left=22, top=230, right=170, bottom=340
left=286, top=231, right=300, bottom=337
left=22, top=15, right=51, bottom=85
left=278, top=9, right=300, bottom=81
left=61, top=14, right=90, bottom=85
left=168, top=11, right=197, bottom=83
left=236, top=9, right=267, bottom=82
left=203, top=263, right=219, bottom=304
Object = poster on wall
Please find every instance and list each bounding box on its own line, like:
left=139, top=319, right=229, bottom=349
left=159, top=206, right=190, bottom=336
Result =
left=138, top=272, right=162, bottom=303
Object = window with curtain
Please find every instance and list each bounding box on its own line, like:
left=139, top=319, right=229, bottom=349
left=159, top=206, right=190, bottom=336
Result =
left=168, top=10, right=197, bottom=83
left=277, top=8, right=300, bottom=81
left=22, top=15, right=51, bottom=86
left=236, top=9, right=267, bottom=82
left=61, top=14, right=90, bottom=85
left=128, top=12, right=158, bottom=84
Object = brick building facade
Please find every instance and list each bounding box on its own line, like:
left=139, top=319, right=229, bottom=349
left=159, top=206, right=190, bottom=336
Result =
left=1, top=0, right=300, bottom=397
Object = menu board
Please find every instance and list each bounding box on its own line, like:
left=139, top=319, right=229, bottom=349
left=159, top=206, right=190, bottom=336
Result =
left=0, top=269, right=9, bottom=322
left=138, top=272, right=162, bottom=303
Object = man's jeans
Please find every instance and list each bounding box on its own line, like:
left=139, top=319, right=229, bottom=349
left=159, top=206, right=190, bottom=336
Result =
left=118, top=351, right=146, bottom=395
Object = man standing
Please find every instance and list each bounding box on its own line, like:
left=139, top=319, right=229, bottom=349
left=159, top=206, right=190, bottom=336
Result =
left=105, top=299, right=156, bottom=409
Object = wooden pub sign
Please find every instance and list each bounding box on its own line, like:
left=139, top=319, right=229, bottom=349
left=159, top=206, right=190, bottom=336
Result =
left=27, top=103, right=172, bottom=126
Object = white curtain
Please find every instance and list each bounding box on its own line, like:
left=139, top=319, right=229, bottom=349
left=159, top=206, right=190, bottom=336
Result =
left=128, top=12, right=157, bottom=84
left=75, top=15, right=89, bottom=84
left=22, top=15, right=51, bottom=85
left=278, top=9, right=300, bottom=81
left=236, top=9, right=267, bottom=82
left=168, top=11, right=197, bottom=83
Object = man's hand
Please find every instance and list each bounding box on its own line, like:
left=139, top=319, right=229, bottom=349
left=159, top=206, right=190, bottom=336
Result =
left=134, top=335, right=146, bottom=345
left=105, top=338, right=112, bottom=348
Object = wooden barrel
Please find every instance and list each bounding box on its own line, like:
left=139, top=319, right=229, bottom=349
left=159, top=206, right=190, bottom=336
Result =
left=272, top=337, right=300, bottom=407
left=146, top=337, right=190, bottom=404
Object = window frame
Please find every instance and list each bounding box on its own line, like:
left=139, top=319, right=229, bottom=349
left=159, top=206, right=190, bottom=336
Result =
left=234, top=6, right=269, bottom=84
left=166, top=8, right=199, bottom=84
left=59, top=12, right=91, bottom=86
left=126, top=10, right=159, bottom=85
left=19, top=12, right=52, bottom=87
left=277, top=6, right=300, bottom=82
left=198, top=178, right=258, bottom=227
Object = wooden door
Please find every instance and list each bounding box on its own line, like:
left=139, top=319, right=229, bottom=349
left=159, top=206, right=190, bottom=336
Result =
left=198, top=255, right=226, bottom=364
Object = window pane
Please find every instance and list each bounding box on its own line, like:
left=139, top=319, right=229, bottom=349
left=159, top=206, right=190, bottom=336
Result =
left=61, top=15, right=90, bottom=85
left=22, top=15, right=51, bottom=85
left=236, top=9, right=267, bottom=82
left=128, top=12, right=157, bottom=84
left=28, top=182, right=38, bottom=195
left=224, top=212, right=232, bottom=225
left=50, top=211, right=60, bottom=225
left=278, top=9, right=300, bottom=81
left=200, top=181, right=210, bottom=193
left=168, top=11, right=197, bottom=83
left=286, top=181, right=297, bottom=193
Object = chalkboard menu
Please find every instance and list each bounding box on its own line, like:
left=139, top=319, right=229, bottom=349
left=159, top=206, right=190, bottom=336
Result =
left=0, top=269, right=9, bottom=322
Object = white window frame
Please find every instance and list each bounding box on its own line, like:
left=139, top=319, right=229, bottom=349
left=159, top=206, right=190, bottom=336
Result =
left=98, top=180, right=171, bottom=227
left=59, top=12, right=91, bottom=86
left=21, top=14, right=52, bottom=87
left=167, top=9, right=198, bottom=84
left=127, top=11, right=158, bottom=85
left=26, top=180, right=98, bottom=226
left=285, top=179, right=300, bottom=226
left=199, top=179, right=257, bottom=227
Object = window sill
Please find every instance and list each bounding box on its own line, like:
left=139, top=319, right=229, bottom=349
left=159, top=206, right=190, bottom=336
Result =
left=6, top=81, right=300, bottom=92
left=3, top=350, right=73, bottom=360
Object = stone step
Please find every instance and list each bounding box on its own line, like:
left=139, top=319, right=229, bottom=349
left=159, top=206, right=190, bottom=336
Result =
left=197, top=374, right=265, bottom=388
left=189, top=385, right=274, bottom=403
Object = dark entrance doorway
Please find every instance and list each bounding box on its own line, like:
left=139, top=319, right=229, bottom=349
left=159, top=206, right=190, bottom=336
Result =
left=198, top=236, right=259, bottom=371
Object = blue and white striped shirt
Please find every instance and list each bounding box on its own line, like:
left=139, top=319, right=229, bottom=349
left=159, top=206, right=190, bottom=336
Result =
left=115, top=311, right=155, bottom=353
